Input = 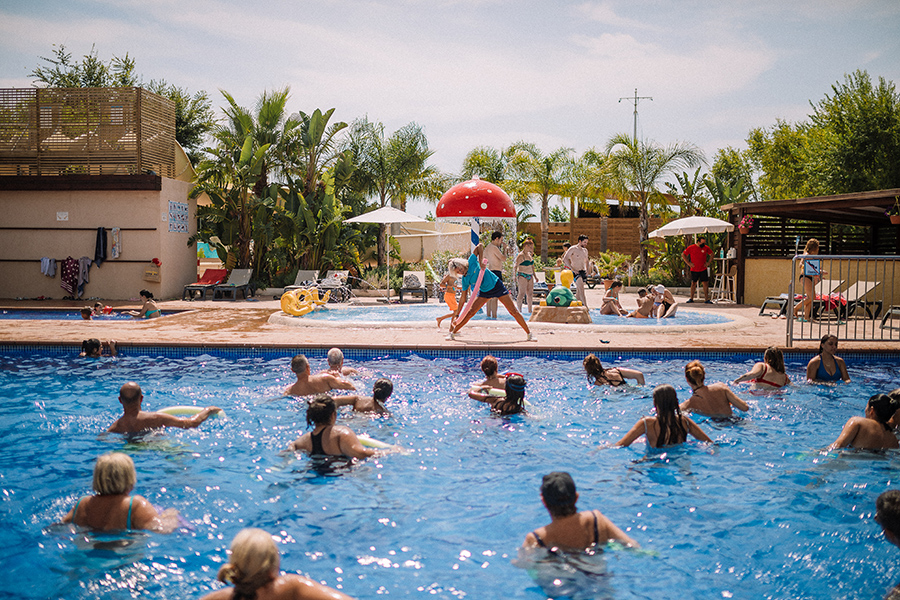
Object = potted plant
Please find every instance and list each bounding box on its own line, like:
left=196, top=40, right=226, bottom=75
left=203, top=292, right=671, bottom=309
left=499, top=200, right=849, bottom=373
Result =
left=887, top=196, right=900, bottom=225
left=738, top=215, right=754, bottom=234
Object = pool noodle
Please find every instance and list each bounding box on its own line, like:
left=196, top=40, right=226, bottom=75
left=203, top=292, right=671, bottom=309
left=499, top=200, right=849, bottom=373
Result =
left=358, top=434, right=392, bottom=449
left=455, top=258, right=487, bottom=325
left=158, top=405, right=225, bottom=418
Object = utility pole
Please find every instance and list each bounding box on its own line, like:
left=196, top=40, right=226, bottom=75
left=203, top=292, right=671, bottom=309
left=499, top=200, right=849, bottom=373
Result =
left=618, top=88, right=652, bottom=142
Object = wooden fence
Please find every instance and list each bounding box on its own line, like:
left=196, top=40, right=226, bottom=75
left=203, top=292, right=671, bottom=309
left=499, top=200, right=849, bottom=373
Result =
left=521, top=216, right=663, bottom=260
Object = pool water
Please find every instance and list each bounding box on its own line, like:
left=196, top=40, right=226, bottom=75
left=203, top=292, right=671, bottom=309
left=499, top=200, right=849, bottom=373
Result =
left=300, top=304, right=733, bottom=326
left=2, top=349, right=899, bottom=599
left=0, top=310, right=166, bottom=321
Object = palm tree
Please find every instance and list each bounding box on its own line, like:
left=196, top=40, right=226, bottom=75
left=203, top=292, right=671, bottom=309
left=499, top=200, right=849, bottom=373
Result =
left=286, top=108, right=349, bottom=199
left=605, top=134, right=704, bottom=274
left=343, top=118, right=444, bottom=266
left=505, top=142, right=575, bottom=262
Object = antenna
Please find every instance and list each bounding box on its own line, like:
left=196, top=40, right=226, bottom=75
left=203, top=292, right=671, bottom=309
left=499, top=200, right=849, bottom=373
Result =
left=618, top=88, right=653, bottom=142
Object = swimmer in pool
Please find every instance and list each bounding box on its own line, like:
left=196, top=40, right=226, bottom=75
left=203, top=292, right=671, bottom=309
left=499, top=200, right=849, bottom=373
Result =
left=285, top=355, right=355, bottom=397
left=107, top=381, right=221, bottom=434
left=614, top=384, right=712, bottom=448
left=681, top=360, right=749, bottom=417
left=828, top=394, right=900, bottom=451
left=321, top=347, right=359, bottom=377
left=625, top=289, right=655, bottom=318
left=474, top=355, right=507, bottom=390
left=61, top=452, right=180, bottom=533
left=80, top=306, right=93, bottom=320
left=80, top=338, right=117, bottom=358
left=733, top=346, right=790, bottom=389
left=333, top=378, right=393, bottom=414
left=583, top=353, right=644, bottom=386
left=806, top=334, right=850, bottom=383
left=287, top=395, right=375, bottom=459
left=200, top=527, right=356, bottom=600
left=125, top=289, right=161, bottom=319
left=91, top=302, right=105, bottom=317
left=468, top=373, right=527, bottom=416
left=523, top=471, right=638, bottom=551
left=877, top=490, right=900, bottom=600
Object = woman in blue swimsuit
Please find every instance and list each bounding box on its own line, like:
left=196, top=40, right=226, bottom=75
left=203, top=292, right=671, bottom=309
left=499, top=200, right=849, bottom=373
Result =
left=61, top=452, right=179, bottom=532
left=126, top=289, right=162, bottom=319
left=806, top=334, right=850, bottom=382
left=523, top=472, right=638, bottom=551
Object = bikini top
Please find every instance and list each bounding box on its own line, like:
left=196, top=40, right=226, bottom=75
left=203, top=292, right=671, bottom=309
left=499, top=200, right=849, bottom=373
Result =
left=816, top=357, right=842, bottom=381
left=752, top=364, right=785, bottom=388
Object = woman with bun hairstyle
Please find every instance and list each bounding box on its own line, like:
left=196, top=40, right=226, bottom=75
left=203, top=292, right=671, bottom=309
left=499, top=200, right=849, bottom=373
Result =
left=200, top=528, right=355, bottom=600
left=733, top=347, right=790, bottom=389
left=681, top=360, right=749, bottom=417
left=829, top=394, right=900, bottom=450
left=583, top=353, right=644, bottom=386
left=126, top=289, right=161, bottom=319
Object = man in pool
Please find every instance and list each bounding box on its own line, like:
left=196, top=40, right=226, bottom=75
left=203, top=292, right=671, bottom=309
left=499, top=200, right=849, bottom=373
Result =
left=285, top=354, right=355, bottom=396
left=333, top=378, right=393, bottom=414
left=876, top=490, right=900, bottom=599
left=562, top=234, right=590, bottom=308
left=107, top=381, right=222, bottom=434
left=523, top=472, right=639, bottom=551
left=446, top=244, right=532, bottom=341
left=321, top=347, right=359, bottom=377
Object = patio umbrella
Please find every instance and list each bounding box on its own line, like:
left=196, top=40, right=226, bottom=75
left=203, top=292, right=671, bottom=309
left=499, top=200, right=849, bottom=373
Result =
left=344, top=206, right=428, bottom=298
left=649, top=216, right=734, bottom=238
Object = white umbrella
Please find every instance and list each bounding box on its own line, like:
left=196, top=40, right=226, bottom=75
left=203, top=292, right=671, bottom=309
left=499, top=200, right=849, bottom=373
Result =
left=649, top=216, right=734, bottom=238
left=344, top=206, right=428, bottom=298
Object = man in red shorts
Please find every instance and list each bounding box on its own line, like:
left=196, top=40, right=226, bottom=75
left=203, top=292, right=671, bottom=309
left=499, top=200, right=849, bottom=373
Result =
left=682, top=235, right=713, bottom=303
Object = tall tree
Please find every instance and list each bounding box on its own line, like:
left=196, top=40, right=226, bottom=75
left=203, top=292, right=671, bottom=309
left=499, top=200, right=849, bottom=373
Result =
left=30, top=44, right=215, bottom=163
left=605, top=134, right=703, bottom=274
left=711, top=147, right=759, bottom=202
left=286, top=108, right=349, bottom=199
left=343, top=118, right=443, bottom=266
left=505, top=142, right=575, bottom=262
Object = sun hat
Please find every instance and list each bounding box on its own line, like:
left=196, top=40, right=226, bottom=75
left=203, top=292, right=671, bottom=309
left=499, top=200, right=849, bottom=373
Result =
left=654, top=284, right=666, bottom=294
left=541, top=472, right=576, bottom=506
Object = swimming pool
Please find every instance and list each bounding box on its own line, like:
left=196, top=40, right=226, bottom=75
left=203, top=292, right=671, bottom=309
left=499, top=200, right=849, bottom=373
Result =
left=0, top=309, right=182, bottom=321
left=290, top=304, right=734, bottom=326
left=3, top=347, right=899, bottom=599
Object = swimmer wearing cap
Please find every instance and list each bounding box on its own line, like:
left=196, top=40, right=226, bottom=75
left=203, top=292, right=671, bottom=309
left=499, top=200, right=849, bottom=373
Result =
left=523, top=472, right=638, bottom=551
left=469, top=374, right=527, bottom=416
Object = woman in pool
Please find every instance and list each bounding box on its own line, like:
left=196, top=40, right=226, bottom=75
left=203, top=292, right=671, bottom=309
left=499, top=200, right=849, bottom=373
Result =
left=681, top=360, right=749, bottom=417
left=468, top=373, right=527, bottom=416
left=514, top=238, right=535, bottom=313
left=615, top=384, right=712, bottom=448
left=792, top=238, right=826, bottom=322
left=61, top=452, right=179, bottom=532
left=200, top=527, right=355, bottom=600
left=523, top=471, right=638, bottom=552
left=126, top=289, right=161, bottom=319
left=806, top=334, right=850, bottom=383
left=583, top=353, right=644, bottom=386
left=828, top=394, right=900, bottom=451
left=287, top=395, right=375, bottom=459
left=733, top=346, right=790, bottom=389
left=446, top=244, right=532, bottom=341
left=599, top=281, right=627, bottom=316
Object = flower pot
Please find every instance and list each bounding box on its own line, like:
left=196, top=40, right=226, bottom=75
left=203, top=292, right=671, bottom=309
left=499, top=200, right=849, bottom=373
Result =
left=890, top=215, right=900, bottom=225
left=738, top=227, right=750, bottom=234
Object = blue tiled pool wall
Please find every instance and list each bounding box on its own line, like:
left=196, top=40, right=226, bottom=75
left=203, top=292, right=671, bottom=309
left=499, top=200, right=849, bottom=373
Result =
left=1, top=343, right=897, bottom=365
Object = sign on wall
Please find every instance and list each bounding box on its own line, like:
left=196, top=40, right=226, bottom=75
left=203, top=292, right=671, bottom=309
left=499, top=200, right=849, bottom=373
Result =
left=168, top=201, right=188, bottom=233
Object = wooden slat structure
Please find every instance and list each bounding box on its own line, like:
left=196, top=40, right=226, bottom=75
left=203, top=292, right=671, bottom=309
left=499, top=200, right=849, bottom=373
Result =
left=0, top=87, right=174, bottom=177
left=521, top=216, right=663, bottom=260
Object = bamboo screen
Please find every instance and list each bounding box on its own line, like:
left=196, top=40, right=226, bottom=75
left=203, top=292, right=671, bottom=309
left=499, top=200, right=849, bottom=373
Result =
left=0, top=87, right=174, bottom=177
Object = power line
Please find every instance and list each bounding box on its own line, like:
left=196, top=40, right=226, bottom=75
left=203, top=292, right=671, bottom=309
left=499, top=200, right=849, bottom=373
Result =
left=618, top=88, right=652, bottom=142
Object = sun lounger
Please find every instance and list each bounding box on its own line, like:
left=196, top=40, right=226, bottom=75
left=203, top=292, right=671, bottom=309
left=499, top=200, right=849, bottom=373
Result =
left=213, top=269, right=253, bottom=301
left=183, top=268, right=228, bottom=301
left=533, top=272, right=549, bottom=298
left=317, top=270, right=350, bottom=303
left=837, top=280, right=882, bottom=319
left=283, top=270, right=320, bottom=294
left=399, top=271, right=428, bottom=303
left=880, top=305, right=900, bottom=330
left=759, top=279, right=843, bottom=317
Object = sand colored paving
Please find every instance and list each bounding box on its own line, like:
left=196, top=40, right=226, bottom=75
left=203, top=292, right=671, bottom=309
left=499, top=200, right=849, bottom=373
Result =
left=3, top=287, right=898, bottom=354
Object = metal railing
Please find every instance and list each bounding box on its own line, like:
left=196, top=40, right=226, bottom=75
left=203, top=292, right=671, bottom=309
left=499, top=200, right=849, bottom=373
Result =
left=786, top=253, right=900, bottom=346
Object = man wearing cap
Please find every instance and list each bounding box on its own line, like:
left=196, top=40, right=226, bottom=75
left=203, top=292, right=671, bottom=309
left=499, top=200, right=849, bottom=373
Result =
left=651, top=284, right=678, bottom=318
left=523, top=472, right=638, bottom=551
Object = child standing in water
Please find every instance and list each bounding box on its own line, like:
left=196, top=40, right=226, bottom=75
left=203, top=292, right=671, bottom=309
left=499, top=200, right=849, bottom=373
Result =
left=436, top=271, right=460, bottom=328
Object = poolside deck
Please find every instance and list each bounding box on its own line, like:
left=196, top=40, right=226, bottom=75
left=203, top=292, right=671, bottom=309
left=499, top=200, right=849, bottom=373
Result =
left=3, top=287, right=897, bottom=354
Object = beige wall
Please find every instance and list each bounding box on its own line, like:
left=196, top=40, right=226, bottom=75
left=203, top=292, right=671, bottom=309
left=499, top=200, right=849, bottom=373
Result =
left=0, top=177, right=197, bottom=300
left=744, top=257, right=900, bottom=308
left=394, top=222, right=471, bottom=263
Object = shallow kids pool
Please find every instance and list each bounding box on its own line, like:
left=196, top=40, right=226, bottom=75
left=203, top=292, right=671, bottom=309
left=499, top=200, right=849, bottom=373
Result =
left=2, top=347, right=899, bottom=599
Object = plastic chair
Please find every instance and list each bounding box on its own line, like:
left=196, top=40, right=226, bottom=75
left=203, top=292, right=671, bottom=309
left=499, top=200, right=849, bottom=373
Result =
left=213, top=269, right=253, bottom=301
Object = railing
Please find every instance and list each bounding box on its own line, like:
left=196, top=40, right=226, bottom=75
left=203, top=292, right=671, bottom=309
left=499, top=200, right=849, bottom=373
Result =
left=786, top=254, right=900, bottom=346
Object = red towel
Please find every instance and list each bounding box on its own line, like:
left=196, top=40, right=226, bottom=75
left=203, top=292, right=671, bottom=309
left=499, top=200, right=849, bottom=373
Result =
left=60, top=257, right=78, bottom=295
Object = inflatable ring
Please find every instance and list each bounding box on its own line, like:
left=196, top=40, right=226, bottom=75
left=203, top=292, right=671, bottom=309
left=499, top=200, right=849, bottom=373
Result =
left=280, top=288, right=331, bottom=316
left=158, top=405, right=225, bottom=418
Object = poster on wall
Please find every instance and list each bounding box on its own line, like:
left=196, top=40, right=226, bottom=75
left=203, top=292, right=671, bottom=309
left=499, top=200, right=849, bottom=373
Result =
left=168, top=201, right=188, bottom=233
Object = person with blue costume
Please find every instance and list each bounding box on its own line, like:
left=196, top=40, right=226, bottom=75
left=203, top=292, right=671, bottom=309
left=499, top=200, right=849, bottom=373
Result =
left=446, top=243, right=532, bottom=341
left=806, top=334, right=850, bottom=383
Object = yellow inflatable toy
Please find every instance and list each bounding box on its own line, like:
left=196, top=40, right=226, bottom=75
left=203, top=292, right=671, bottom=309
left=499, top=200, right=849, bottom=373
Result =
left=539, top=269, right=583, bottom=307
left=280, top=287, right=330, bottom=316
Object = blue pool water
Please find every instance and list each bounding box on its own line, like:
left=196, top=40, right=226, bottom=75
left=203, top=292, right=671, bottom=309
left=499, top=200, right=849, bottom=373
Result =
left=0, top=310, right=171, bottom=321
left=300, top=304, right=733, bottom=326
left=2, top=348, right=899, bottom=599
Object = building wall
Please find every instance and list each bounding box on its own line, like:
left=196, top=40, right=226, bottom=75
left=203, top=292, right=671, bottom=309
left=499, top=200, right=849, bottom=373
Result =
left=0, top=177, right=197, bottom=300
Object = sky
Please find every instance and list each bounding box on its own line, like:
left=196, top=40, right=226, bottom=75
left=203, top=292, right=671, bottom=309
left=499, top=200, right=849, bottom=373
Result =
left=2, top=0, right=899, bottom=217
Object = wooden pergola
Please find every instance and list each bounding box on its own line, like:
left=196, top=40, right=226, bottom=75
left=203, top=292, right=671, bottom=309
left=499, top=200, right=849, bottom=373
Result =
left=722, top=188, right=900, bottom=303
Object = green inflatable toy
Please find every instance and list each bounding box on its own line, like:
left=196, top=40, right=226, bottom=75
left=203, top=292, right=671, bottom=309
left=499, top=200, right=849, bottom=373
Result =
left=546, top=286, right=575, bottom=307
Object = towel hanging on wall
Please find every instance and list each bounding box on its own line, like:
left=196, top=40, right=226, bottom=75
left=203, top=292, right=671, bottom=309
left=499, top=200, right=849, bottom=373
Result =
left=94, top=227, right=107, bottom=267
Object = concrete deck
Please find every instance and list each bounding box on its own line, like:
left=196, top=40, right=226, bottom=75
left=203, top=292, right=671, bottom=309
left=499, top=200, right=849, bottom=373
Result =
left=3, top=286, right=897, bottom=354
